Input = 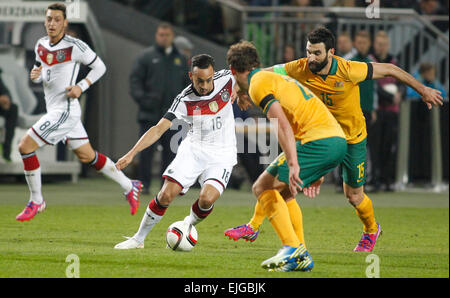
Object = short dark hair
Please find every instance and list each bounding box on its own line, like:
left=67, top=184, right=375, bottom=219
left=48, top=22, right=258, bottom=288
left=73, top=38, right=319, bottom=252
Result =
left=355, top=30, right=371, bottom=41
left=47, top=2, right=67, bottom=19
left=307, top=27, right=336, bottom=52
left=191, top=54, right=215, bottom=71
left=156, top=22, right=173, bottom=32
left=226, top=40, right=261, bottom=73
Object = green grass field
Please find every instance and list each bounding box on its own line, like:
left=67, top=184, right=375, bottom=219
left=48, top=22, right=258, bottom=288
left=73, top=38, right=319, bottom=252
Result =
left=0, top=177, right=448, bottom=278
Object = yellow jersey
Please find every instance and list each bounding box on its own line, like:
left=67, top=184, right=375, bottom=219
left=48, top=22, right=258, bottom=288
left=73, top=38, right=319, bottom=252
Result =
left=248, top=69, right=345, bottom=145
left=277, top=55, right=372, bottom=144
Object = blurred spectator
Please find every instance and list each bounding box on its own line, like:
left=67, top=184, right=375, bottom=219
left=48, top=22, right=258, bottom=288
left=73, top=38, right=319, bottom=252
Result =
left=380, top=0, right=413, bottom=8
left=291, top=0, right=324, bottom=6
left=0, top=69, right=18, bottom=162
left=369, top=31, right=402, bottom=192
left=406, top=62, right=447, bottom=101
left=333, top=0, right=356, bottom=6
left=415, top=0, right=448, bottom=32
left=351, top=30, right=377, bottom=191
left=282, top=43, right=296, bottom=63
left=129, top=22, right=190, bottom=194
left=417, top=0, right=448, bottom=15
left=405, top=62, right=447, bottom=183
left=336, top=31, right=356, bottom=59
left=174, top=35, right=194, bottom=65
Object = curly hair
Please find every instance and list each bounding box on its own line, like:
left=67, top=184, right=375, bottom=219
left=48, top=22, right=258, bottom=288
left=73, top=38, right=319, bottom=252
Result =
left=226, top=40, right=261, bottom=73
left=307, top=27, right=336, bottom=52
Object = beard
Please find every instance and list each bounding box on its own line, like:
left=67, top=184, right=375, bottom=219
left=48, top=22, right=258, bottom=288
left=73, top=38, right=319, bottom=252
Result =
left=308, top=55, right=329, bottom=74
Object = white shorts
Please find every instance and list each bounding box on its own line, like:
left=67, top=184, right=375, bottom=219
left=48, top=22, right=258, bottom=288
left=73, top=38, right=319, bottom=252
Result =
left=28, top=109, right=89, bottom=150
left=162, top=140, right=235, bottom=195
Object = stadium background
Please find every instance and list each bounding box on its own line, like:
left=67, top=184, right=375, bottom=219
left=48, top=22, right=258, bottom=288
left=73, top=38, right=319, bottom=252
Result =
left=0, top=0, right=448, bottom=191
left=0, top=0, right=448, bottom=279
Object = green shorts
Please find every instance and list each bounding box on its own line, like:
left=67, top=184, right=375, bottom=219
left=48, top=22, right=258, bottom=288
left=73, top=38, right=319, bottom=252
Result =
left=340, top=138, right=367, bottom=188
left=266, top=137, right=347, bottom=188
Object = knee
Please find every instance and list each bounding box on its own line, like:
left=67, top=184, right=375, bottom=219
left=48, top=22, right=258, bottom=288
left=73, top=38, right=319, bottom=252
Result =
left=345, top=190, right=364, bottom=206
left=157, top=188, right=176, bottom=206
left=252, top=181, right=265, bottom=198
left=77, top=152, right=95, bottom=164
left=198, top=193, right=216, bottom=209
left=18, top=135, right=33, bottom=155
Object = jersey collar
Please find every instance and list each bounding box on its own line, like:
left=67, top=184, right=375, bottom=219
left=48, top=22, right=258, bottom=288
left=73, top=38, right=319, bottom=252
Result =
left=49, top=34, right=66, bottom=47
left=320, top=56, right=338, bottom=80
left=248, top=68, right=261, bottom=86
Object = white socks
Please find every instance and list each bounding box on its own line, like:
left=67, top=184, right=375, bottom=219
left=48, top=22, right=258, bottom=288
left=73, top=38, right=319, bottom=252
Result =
left=133, top=205, right=163, bottom=243
left=99, top=157, right=133, bottom=194
left=24, top=167, right=44, bottom=204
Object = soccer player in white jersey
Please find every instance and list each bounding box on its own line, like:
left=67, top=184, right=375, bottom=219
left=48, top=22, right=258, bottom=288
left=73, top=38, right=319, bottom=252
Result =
left=16, top=3, right=143, bottom=222
left=114, top=54, right=237, bottom=249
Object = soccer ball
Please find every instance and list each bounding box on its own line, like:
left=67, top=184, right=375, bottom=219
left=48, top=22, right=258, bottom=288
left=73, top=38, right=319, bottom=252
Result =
left=166, top=221, right=198, bottom=251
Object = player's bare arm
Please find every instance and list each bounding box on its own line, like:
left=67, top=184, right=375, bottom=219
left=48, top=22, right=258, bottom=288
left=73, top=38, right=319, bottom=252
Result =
left=371, top=62, right=444, bottom=110
left=116, top=118, right=172, bottom=170
left=265, top=101, right=303, bottom=196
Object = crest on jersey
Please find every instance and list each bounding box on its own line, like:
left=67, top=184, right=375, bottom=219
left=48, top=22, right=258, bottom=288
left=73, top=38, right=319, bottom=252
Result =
left=209, top=101, right=219, bottom=113
left=46, top=53, right=54, bottom=65
left=220, top=90, right=230, bottom=102
left=56, top=50, right=66, bottom=63
left=174, top=57, right=182, bottom=66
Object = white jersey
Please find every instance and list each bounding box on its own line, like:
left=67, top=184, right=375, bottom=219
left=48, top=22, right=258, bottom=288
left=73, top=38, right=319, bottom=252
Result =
left=164, top=69, right=237, bottom=165
left=34, top=34, right=97, bottom=112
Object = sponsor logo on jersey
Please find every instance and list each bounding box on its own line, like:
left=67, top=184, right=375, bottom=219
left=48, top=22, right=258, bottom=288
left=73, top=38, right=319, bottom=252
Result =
left=56, top=50, right=66, bottom=62
left=209, top=101, right=219, bottom=113
left=220, top=90, right=230, bottom=102
left=334, top=81, right=344, bottom=87
left=46, top=53, right=54, bottom=65
left=38, top=44, right=73, bottom=66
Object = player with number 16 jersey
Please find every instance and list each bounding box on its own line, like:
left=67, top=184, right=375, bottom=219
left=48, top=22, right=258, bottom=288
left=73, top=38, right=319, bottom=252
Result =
left=114, top=54, right=237, bottom=250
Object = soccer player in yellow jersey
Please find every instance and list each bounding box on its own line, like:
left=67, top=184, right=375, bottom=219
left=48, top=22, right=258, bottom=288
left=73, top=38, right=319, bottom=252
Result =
left=227, top=40, right=347, bottom=272
left=225, top=27, right=443, bottom=252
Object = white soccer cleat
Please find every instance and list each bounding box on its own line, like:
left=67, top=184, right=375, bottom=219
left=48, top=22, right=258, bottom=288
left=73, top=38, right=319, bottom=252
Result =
left=114, top=236, right=144, bottom=249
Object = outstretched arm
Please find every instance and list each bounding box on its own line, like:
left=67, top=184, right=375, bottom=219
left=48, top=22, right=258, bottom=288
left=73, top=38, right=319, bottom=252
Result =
left=371, top=62, right=443, bottom=109
left=116, top=118, right=172, bottom=170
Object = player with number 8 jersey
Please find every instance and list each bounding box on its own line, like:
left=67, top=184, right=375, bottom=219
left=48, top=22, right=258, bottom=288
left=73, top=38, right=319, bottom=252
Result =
left=16, top=3, right=143, bottom=222
left=114, top=54, right=237, bottom=250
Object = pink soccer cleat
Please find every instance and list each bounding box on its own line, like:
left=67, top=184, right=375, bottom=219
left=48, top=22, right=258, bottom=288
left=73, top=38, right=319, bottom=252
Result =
left=125, top=180, right=143, bottom=215
left=16, top=201, right=46, bottom=222
left=353, top=223, right=382, bottom=252
left=224, top=224, right=259, bottom=242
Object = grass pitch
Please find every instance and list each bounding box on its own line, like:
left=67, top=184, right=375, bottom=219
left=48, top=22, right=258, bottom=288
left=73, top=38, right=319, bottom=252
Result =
left=0, top=177, right=448, bottom=278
